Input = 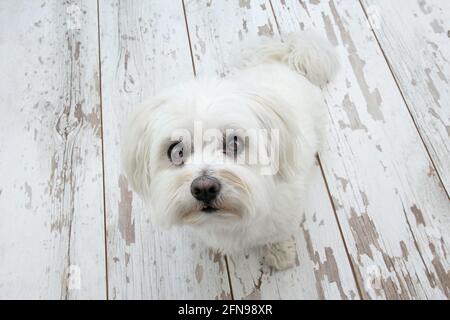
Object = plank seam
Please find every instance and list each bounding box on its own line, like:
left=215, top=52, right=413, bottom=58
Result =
left=358, top=0, right=449, bottom=199
left=62, top=24, right=76, bottom=301
left=181, top=0, right=197, bottom=76
left=268, top=0, right=281, bottom=36
left=96, top=0, right=110, bottom=300
left=224, top=255, right=235, bottom=300
left=316, top=156, right=365, bottom=300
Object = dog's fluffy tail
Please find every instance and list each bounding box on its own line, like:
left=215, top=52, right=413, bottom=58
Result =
left=240, top=33, right=339, bottom=86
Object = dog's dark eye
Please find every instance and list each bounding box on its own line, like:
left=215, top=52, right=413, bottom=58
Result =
left=168, top=141, right=185, bottom=166
left=224, top=135, right=244, bottom=157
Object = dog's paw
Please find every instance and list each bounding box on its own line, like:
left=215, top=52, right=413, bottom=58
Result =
left=263, top=239, right=296, bottom=271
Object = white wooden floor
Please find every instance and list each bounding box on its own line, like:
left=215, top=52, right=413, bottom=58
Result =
left=0, top=0, right=449, bottom=300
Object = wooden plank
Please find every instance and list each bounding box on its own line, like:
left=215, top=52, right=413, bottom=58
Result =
left=361, top=0, right=450, bottom=194
left=184, top=0, right=360, bottom=299
left=270, top=0, right=450, bottom=299
left=0, top=1, right=106, bottom=299
left=99, top=0, right=231, bottom=299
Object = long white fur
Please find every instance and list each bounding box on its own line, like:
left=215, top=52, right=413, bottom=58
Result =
left=122, top=33, right=338, bottom=263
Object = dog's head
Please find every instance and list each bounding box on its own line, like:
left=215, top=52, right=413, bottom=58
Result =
left=121, top=79, right=307, bottom=230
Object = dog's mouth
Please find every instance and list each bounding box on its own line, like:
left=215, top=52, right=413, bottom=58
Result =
left=181, top=203, right=242, bottom=225
left=201, top=205, right=219, bottom=213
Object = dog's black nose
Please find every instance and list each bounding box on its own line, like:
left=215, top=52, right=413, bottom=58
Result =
left=190, top=175, right=221, bottom=203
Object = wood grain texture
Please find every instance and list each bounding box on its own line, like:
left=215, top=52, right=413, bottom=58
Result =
left=1, top=0, right=449, bottom=300
left=99, top=0, right=231, bottom=299
left=270, top=0, right=450, bottom=299
left=361, top=0, right=450, bottom=194
left=0, top=0, right=106, bottom=299
left=184, top=0, right=360, bottom=299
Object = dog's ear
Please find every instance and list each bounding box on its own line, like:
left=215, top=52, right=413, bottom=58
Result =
left=121, top=98, right=165, bottom=195
left=246, top=93, right=312, bottom=181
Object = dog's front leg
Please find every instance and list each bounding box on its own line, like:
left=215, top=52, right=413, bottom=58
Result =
left=263, top=238, right=297, bottom=271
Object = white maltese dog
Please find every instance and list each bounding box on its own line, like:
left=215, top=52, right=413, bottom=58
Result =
left=122, top=34, right=338, bottom=270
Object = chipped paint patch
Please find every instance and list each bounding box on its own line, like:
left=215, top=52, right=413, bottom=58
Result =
left=302, top=222, right=349, bottom=299
left=74, top=41, right=81, bottom=60
left=329, top=1, right=384, bottom=123
left=334, top=173, right=349, bottom=192
left=418, top=0, right=432, bottom=14
left=243, top=266, right=264, bottom=299
left=24, top=182, right=32, bottom=210
left=410, top=204, right=425, bottom=226
left=257, top=21, right=274, bottom=37
left=430, top=19, right=444, bottom=33
left=239, top=0, right=251, bottom=9
left=195, top=263, right=204, bottom=283
left=195, top=25, right=206, bottom=55
left=348, top=208, right=380, bottom=259
left=244, top=288, right=261, bottom=299
left=429, top=243, right=450, bottom=298
left=424, top=68, right=442, bottom=107
left=340, top=94, right=368, bottom=132
left=216, top=289, right=232, bottom=300
left=400, top=241, right=409, bottom=260
left=118, top=175, right=135, bottom=245
left=348, top=53, right=384, bottom=122
left=209, top=249, right=225, bottom=273
left=322, top=12, right=338, bottom=46
left=360, top=191, right=369, bottom=207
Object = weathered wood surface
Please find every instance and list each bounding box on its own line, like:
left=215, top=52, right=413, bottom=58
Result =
left=270, top=0, right=450, bottom=299
left=361, top=0, right=450, bottom=194
left=1, top=0, right=449, bottom=300
left=184, top=0, right=360, bottom=300
left=0, top=1, right=106, bottom=299
left=99, top=0, right=230, bottom=299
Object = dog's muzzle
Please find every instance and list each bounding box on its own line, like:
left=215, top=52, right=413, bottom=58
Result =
left=190, top=175, right=221, bottom=212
